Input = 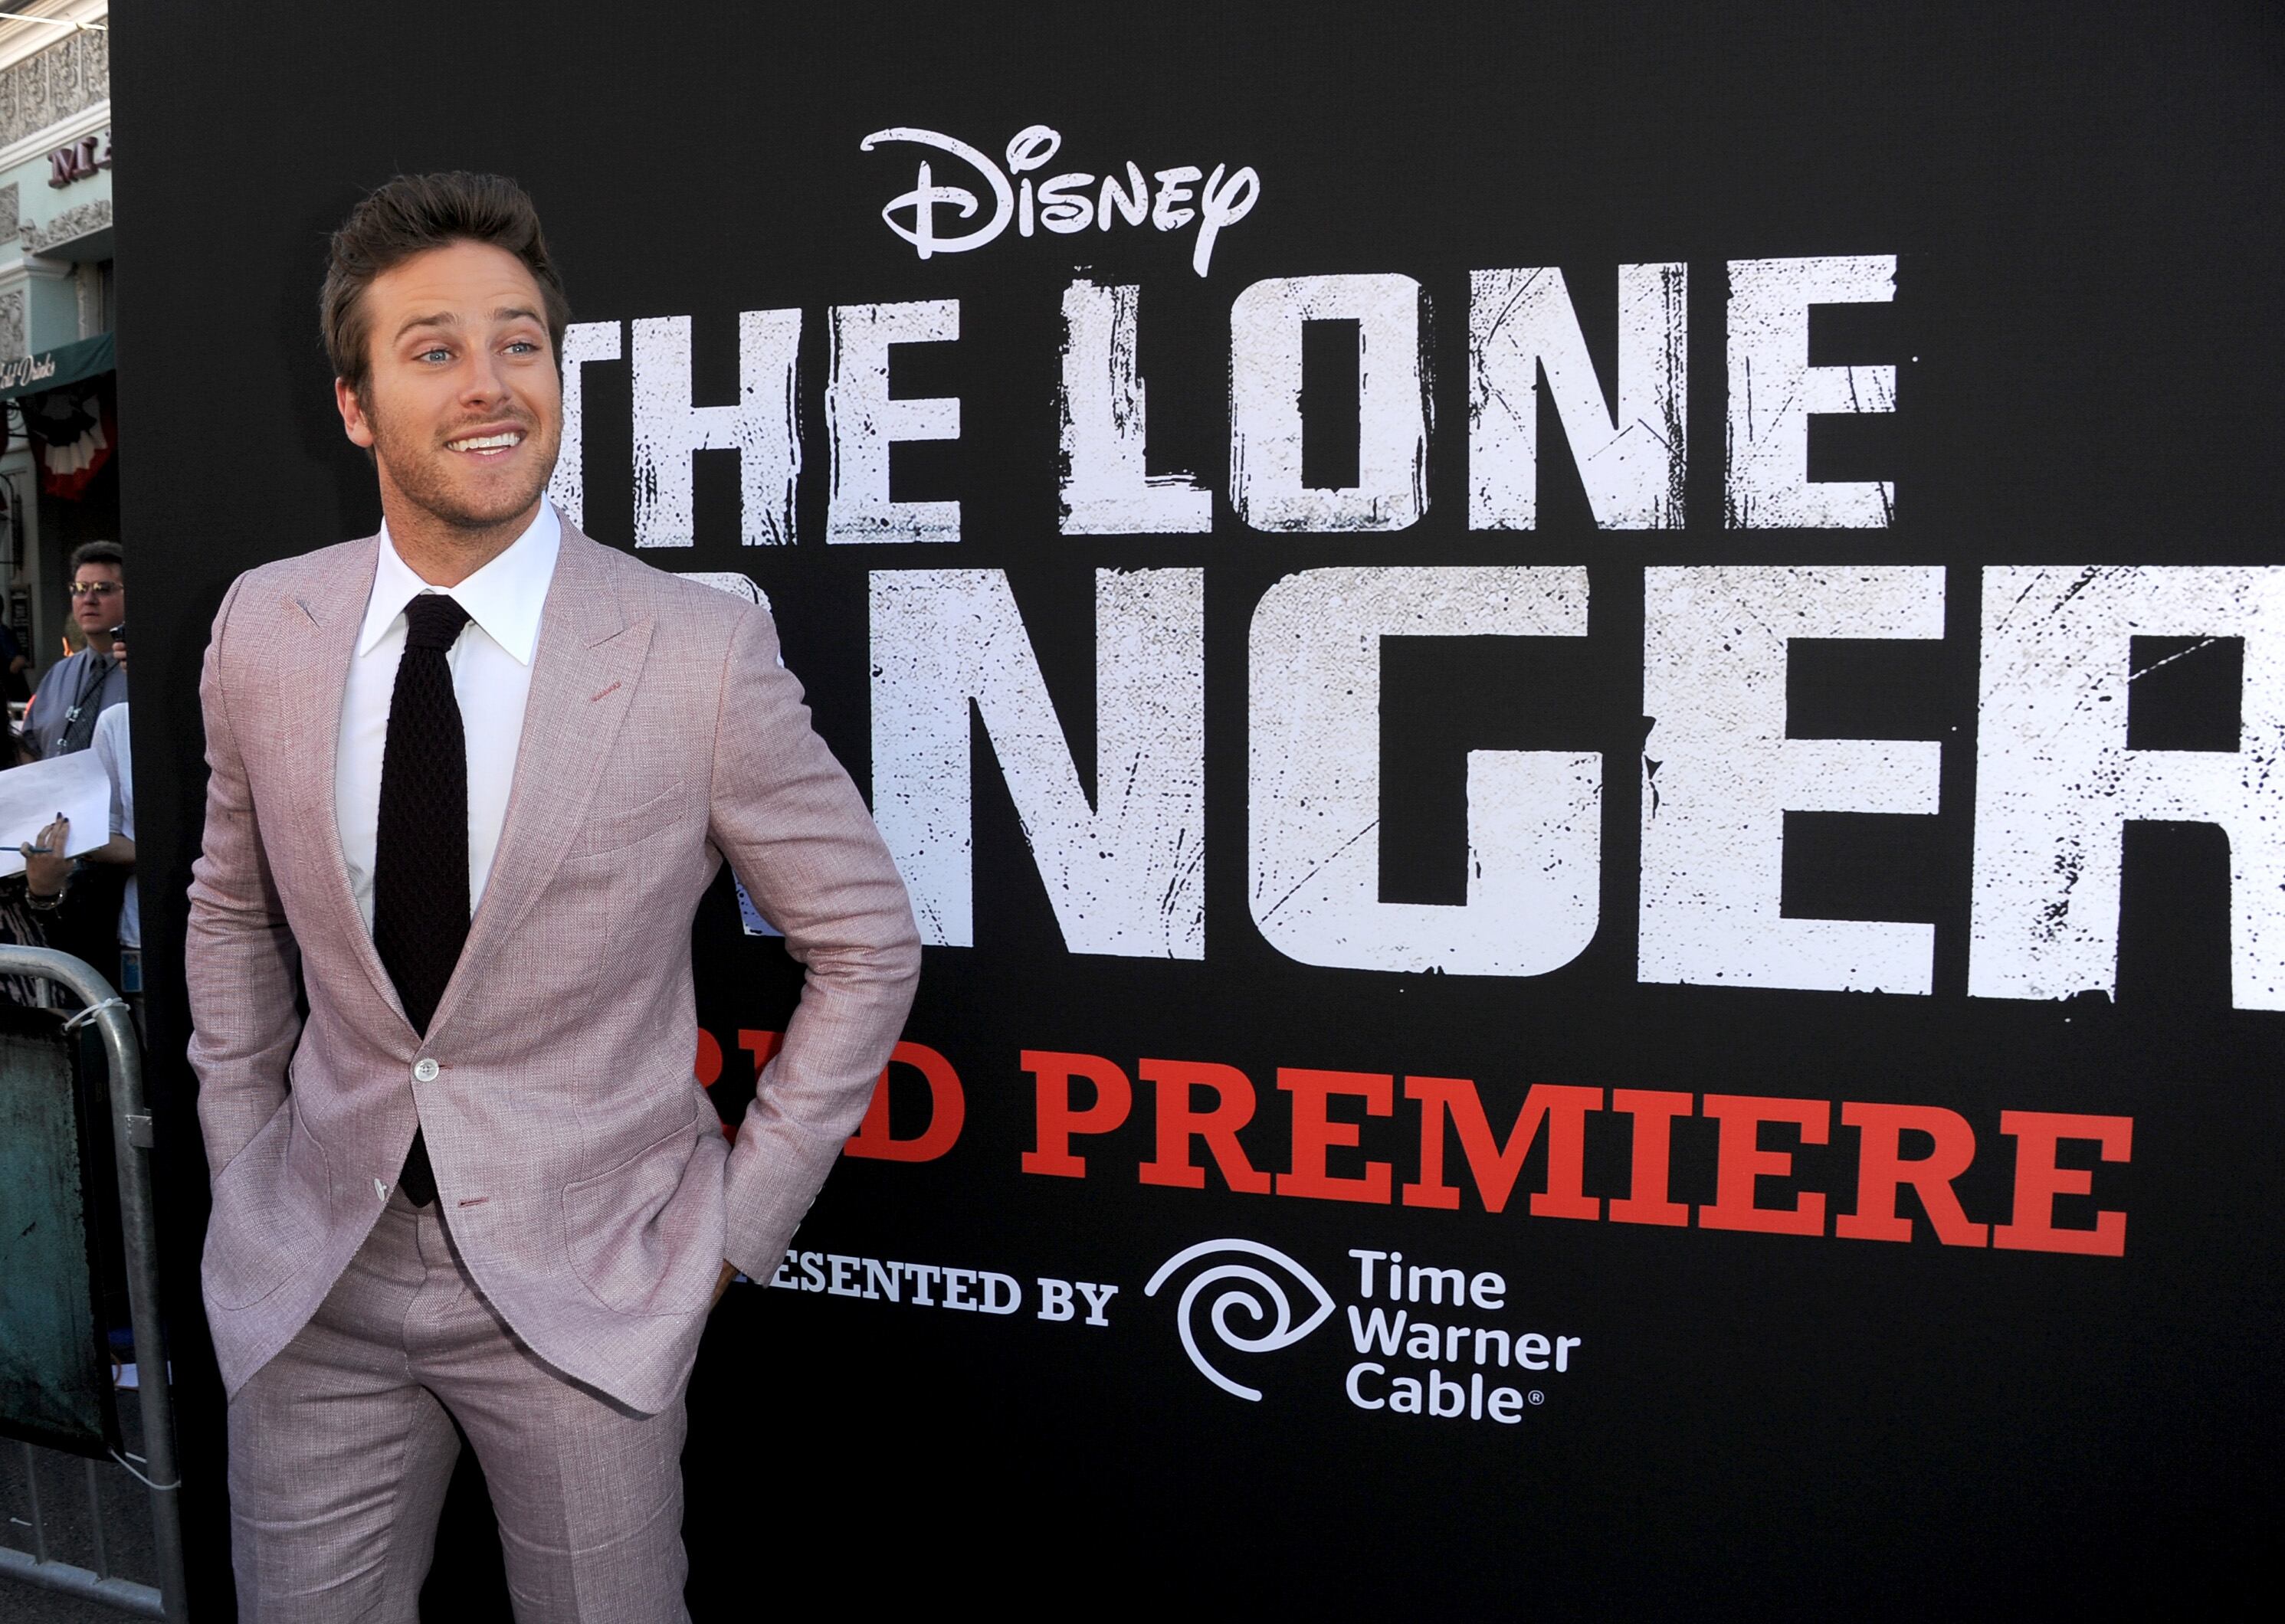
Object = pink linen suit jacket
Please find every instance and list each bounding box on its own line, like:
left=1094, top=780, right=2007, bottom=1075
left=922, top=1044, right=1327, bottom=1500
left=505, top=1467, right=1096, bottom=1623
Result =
left=186, top=522, right=920, bottom=1414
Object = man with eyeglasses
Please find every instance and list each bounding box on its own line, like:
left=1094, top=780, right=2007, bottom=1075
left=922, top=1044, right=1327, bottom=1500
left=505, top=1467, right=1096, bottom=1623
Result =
left=21, top=539, right=128, bottom=759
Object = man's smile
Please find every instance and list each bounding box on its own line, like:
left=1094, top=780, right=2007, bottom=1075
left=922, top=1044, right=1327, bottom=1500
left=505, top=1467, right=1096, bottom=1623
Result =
left=444, top=425, right=526, bottom=457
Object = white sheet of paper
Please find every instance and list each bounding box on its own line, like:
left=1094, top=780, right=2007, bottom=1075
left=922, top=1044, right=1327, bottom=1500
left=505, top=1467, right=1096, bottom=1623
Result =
left=0, top=747, right=113, bottom=878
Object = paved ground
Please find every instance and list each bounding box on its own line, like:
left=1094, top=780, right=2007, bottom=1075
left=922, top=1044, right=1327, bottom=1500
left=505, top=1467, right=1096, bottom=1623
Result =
left=0, top=1395, right=162, bottom=1622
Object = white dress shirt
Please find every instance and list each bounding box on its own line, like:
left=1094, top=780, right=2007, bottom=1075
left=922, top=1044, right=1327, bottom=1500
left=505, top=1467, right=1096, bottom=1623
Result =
left=335, top=503, right=560, bottom=932
left=92, top=701, right=136, bottom=950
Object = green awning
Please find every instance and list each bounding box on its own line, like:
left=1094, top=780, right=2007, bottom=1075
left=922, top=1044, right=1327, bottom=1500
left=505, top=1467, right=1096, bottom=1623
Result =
left=0, top=332, right=113, bottom=401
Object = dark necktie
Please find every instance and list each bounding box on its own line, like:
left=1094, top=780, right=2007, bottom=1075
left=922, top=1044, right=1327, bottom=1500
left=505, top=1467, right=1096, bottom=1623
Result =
left=372, top=594, right=474, bottom=1207
left=58, top=651, right=116, bottom=755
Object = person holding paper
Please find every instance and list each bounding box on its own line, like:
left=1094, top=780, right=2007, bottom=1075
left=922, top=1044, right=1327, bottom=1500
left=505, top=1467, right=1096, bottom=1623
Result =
left=18, top=628, right=136, bottom=1005
left=0, top=733, right=114, bottom=1002
left=0, top=729, right=51, bottom=1004
left=7, top=730, right=131, bottom=986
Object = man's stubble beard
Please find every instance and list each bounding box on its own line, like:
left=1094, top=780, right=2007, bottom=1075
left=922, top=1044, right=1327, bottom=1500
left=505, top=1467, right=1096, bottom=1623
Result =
left=369, top=397, right=561, bottom=535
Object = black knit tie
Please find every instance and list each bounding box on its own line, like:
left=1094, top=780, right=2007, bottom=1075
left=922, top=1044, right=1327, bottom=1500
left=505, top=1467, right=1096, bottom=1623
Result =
left=372, top=594, right=473, bottom=1207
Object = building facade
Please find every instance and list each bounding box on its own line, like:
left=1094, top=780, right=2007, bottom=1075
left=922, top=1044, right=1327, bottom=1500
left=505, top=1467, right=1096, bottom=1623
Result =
left=0, top=0, right=110, bottom=686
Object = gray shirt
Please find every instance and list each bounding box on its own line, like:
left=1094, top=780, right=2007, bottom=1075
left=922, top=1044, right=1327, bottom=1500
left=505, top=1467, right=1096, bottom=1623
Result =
left=22, top=646, right=126, bottom=759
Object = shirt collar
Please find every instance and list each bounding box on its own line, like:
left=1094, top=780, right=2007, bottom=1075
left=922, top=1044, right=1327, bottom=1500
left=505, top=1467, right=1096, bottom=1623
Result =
left=358, top=501, right=562, bottom=663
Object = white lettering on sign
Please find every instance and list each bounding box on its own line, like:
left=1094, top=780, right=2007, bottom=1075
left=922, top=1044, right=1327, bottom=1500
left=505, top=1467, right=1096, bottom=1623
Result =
left=1469, top=264, right=1688, bottom=530
left=1970, top=566, right=2285, bottom=1010
left=546, top=319, right=622, bottom=532
left=771, top=1250, right=1023, bottom=1314
left=1230, top=273, right=1429, bottom=532
left=1249, top=566, right=1600, bottom=977
left=0, top=352, right=61, bottom=392
left=870, top=567, right=1206, bottom=958
left=547, top=259, right=2285, bottom=1010
left=1725, top=254, right=1897, bottom=529
left=826, top=300, right=962, bottom=544
left=628, top=311, right=802, bottom=548
left=861, top=125, right=1259, bottom=277
left=1060, top=280, right=1213, bottom=535
left=1638, top=565, right=1945, bottom=994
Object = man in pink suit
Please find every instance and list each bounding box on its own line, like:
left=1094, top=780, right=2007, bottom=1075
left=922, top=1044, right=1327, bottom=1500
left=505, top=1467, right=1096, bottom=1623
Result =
left=186, top=172, right=921, bottom=1621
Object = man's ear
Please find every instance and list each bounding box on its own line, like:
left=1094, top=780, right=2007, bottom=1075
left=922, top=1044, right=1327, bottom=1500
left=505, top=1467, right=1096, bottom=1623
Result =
left=336, top=376, right=376, bottom=448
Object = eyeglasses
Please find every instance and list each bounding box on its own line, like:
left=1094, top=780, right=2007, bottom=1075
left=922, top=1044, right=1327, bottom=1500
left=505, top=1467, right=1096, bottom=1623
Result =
left=67, top=583, right=121, bottom=598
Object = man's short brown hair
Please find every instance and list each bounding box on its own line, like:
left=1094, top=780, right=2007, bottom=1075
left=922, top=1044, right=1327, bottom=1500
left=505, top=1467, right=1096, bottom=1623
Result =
left=320, top=172, right=570, bottom=398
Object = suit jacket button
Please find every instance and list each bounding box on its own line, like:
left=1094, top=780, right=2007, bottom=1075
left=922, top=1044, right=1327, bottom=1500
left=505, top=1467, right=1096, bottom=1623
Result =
left=413, top=1057, right=440, bottom=1082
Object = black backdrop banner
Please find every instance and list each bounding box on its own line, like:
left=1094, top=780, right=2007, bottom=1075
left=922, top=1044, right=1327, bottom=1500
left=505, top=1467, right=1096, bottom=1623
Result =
left=114, top=2, right=2281, bottom=1615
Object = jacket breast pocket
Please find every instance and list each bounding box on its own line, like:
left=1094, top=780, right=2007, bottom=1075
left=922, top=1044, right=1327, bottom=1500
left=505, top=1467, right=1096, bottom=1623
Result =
left=579, top=780, right=687, bottom=856
left=551, top=815, right=688, bottom=986
left=560, top=1112, right=724, bottom=1317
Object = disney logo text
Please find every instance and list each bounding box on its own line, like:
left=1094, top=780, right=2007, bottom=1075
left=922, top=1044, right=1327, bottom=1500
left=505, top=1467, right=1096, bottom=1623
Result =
left=861, top=124, right=1260, bottom=277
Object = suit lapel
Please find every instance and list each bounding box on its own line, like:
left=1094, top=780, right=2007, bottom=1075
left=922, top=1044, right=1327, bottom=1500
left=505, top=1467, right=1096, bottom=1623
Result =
left=425, top=530, right=654, bottom=1037
left=279, top=533, right=414, bottom=1031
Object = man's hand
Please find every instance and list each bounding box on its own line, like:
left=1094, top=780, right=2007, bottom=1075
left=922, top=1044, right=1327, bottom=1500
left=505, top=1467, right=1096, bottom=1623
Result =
left=711, top=1259, right=738, bottom=1308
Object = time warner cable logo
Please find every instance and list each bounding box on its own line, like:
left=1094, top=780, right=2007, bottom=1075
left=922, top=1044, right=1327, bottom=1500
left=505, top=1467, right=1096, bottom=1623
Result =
left=1149, top=1240, right=1581, bottom=1424
left=1145, top=1239, right=1335, bottom=1400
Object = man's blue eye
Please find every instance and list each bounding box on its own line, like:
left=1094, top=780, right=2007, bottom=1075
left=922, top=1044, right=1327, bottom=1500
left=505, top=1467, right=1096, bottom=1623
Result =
left=418, top=348, right=451, bottom=363
left=505, top=340, right=536, bottom=354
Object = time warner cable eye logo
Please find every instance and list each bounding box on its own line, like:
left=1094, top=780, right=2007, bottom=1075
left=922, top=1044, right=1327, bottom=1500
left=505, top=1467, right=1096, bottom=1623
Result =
left=1144, top=1239, right=1335, bottom=1400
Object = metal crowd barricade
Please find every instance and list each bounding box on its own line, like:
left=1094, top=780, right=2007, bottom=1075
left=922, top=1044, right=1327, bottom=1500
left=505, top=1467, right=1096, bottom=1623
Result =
left=0, top=945, right=188, bottom=1619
